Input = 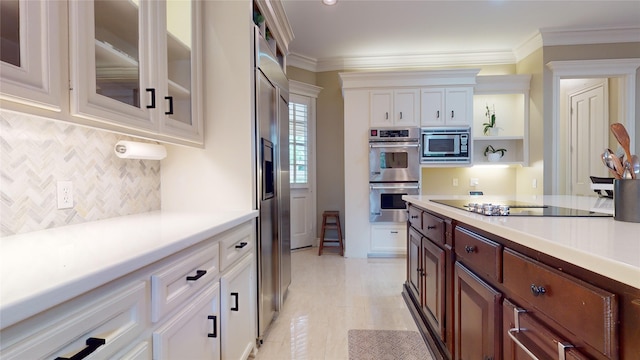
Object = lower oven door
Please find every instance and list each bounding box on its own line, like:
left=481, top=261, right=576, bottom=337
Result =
left=369, top=182, right=420, bottom=222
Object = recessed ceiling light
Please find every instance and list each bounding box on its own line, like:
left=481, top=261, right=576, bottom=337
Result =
left=322, top=0, right=337, bottom=5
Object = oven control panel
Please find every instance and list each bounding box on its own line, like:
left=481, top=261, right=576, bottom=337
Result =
left=369, top=127, right=419, bottom=141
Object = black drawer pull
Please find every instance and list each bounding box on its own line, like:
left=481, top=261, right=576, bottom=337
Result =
left=55, top=337, right=106, bottom=360
left=235, top=242, right=248, bottom=249
left=146, top=88, right=156, bottom=109
left=186, top=270, right=207, bottom=281
left=410, top=215, right=419, bottom=219
left=164, top=96, right=174, bottom=115
left=207, top=315, right=217, bottom=338
left=464, top=245, right=476, bottom=253
left=231, top=292, right=239, bottom=311
left=530, top=284, right=546, bottom=296
left=427, top=225, right=436, bottom=230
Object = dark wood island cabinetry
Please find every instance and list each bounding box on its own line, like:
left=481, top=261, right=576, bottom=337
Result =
left=403, top=202, right=640, bottom=360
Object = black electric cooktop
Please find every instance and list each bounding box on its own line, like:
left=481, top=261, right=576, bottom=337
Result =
left=430, top=199, right=612, bottom=217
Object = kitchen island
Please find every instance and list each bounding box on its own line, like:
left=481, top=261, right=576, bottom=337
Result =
left=0, top=210, right=258, bottom=359
left=402, top=195, right=639, bottom=360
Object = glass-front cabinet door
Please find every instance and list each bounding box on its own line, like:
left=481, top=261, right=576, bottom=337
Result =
left=69, top=0, right=155, bottom=131
left=157, top=0, right=203, bottom=142
left=0, top=0, right=61, bottom=110
left=69, top=0, right=202, bottom=144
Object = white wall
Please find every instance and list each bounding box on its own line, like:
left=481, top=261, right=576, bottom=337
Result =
left=343, top=90, right=371, bottom=258
left=161, top=0, right=254, bottom=212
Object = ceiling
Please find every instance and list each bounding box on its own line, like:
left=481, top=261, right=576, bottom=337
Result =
left=280, top=0, right=640, bottom=71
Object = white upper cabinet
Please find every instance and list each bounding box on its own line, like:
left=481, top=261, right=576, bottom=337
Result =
left=69, top=0, right=203, bottom=145
left=157, top=0, right=203, bottom=142
left=421, top=87, right=473, bottom=127
left=0, top=0, right=61, bottom=111
left=370, top=89, right=420, bottom=127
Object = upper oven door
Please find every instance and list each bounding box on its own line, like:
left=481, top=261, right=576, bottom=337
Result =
left=369, top=141, right=420, bottom=182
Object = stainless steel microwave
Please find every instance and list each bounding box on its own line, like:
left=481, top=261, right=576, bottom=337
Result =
left=420, top=127, right=470, bottom=164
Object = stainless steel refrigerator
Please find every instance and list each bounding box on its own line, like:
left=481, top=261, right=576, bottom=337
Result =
left=253, top=26, right=291, bottom=343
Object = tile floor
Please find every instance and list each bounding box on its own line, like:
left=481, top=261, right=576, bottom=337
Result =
left=253, top=247, right=431, bottom=360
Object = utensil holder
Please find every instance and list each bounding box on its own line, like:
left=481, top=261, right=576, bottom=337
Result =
left=613, top=179, right=640, bottom=223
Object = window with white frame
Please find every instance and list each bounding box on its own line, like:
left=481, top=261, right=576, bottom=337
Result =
left=289, top=98, right=309, bottom=185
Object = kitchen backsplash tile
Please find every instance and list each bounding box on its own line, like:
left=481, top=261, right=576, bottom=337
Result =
left=0, top=110, right=161, bottom=237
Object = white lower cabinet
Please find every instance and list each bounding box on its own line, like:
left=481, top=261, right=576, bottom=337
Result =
left=153, top=283, right=221, bottom=360
left=0, top=221, right=256, bottom=360
left=0, top=281, right=148, bottom=360
left=221, top=254, right=256, bottom=360
left=370, top=223, right=407, bottom=256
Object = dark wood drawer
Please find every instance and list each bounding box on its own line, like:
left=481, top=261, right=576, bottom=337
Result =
left=503, top=298, right=589, bottom=360
left=454, top=226, right=502, bottom=283
left=503, top=249, right=618, bottom=358
left=409, top=205, right=423, bottom=231
left=422, top=212, right=445, bottom=245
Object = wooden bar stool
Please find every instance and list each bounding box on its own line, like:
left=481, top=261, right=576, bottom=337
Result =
left=319, top=211, right=344, bottom=256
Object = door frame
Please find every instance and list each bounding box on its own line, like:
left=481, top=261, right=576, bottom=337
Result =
left=561, top=78, right=609, bottom=195
left=289, top=80, right=322, bottom=249
left=547, top=59, right=640, bottom=194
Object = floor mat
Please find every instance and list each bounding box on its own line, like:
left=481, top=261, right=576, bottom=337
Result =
left=348, top=329, right=432, bottom=360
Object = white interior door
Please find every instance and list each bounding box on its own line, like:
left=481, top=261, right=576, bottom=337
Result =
left=569, top=80, right=608, bottom=195
left=291, top=189, right=314, bottom=249
left=289, top=92, right=317, bottom=250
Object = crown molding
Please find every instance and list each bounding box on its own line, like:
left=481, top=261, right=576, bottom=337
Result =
left=288, top=51, right=515, bottom=73
left=289, top=80, right=323, bottom=98
left=287, top=26, right=640, bottom=73
left=540, top=25, right=640, bottom=46
left=514, top=31, right=543, bottom=62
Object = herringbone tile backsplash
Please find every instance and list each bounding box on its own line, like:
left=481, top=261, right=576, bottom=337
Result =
left=0, top=110, right=161, bottom=237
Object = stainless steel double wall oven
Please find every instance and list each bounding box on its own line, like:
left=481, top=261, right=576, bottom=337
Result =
left=369, top=127, right=420, bottom=222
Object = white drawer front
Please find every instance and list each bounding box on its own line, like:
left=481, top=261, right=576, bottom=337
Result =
left=219, top=222, right=254, bottom=272
left=151, top=241, right=220, bottom=322
left=2, top=281, right=147, bottom=360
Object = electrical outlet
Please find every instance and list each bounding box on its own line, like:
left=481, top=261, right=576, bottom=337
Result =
left=57, top=181, right=73, bottom=209
left=452, top=178, right=459, bottom=187
left=470, top=178, right=479, bottom=187
left=532, top=178, right=537, bottom=188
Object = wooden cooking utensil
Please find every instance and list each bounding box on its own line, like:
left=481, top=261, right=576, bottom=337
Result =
left=610, top=123, right=632, bottom=163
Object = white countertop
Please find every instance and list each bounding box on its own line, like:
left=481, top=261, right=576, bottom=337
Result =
left=0, top=210, right=258, bottom=329
left=403, top=195, right=640, bottom=289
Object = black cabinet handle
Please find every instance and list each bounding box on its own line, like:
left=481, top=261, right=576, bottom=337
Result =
left=146, top=88, right=156, bottom=109
left=231, top=292, right=239, bottom=311
left=410, top=215, right=419, bottom=219
left=164, top=96, right=174, bottom=115
left=530, top=284, right=546, bottom=297
left=186, top=270, right=207, bottom=281
left=451, top=110, right=454, bottom=118
left=55, top=337, right=106, bottom=360
left=235, top=242, right=248, bottom=249
left=464, top=245, right=476, bottom=253
left=207, top=315, right=217, bottom=338
left=400, top=111, right=403, bottom=119
left=427, top=225, right=436, bottom=230
left=436, top=110, right=440, bottom=118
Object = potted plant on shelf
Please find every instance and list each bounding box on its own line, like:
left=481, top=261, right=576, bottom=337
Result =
left=484, top=144, right=507, bottom=162
left=483, top=104, right=498, bottom=135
